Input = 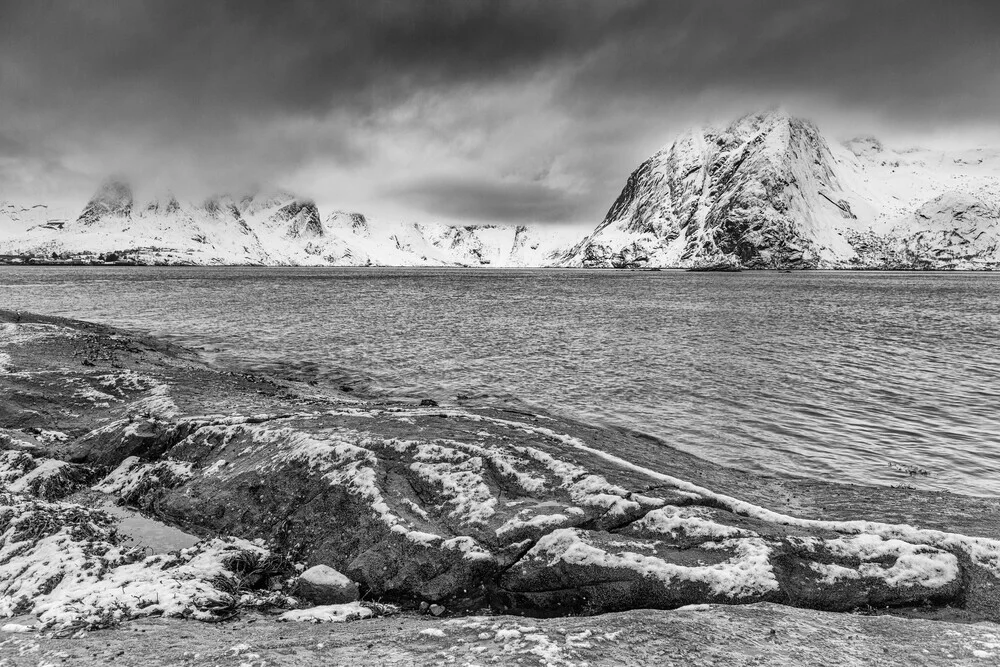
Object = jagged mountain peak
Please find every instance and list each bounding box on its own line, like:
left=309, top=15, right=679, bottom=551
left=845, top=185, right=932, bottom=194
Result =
left=142, top=193, right=181, bottom=215
left=568, top=108, right=848, bottom=268
left=201, top=194, right=241, bottom=219
left=5, top=119, right=998, bottom=270
left=326, top=211, right=370, bottom=237
left=237, top=189, right=300, bottom=216
left=727, top=107, right=795, bottom=133
left=268, top=198, right=323, bottom=239
left=562, top=109, right=1000, bottom=270
left=77, top=179, right=133, bottom=226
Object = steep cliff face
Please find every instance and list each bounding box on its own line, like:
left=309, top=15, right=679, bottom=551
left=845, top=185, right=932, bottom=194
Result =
left=562, top=110, right=1000, bottom=269
left=562, top=110, right=862, bottom=268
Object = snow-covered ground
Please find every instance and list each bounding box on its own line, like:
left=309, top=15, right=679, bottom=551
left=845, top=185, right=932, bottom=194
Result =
left=5, top=603, right=1000, bottom=666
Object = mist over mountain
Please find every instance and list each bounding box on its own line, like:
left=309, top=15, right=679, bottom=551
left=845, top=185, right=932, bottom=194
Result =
left=2, top=110, right=999, bottom=269
left=0, top=181, right=577, bottom=267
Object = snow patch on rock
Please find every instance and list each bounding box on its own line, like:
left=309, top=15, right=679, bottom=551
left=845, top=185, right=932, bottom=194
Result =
left=277, top=602, right=373, bottom=623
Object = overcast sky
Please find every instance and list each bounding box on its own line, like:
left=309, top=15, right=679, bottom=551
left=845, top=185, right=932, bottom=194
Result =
left=1, top=0, right=998, bottom=226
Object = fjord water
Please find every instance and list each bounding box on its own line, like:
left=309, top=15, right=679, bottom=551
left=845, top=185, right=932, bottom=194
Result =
left=2, top=267, right=999, bottom=496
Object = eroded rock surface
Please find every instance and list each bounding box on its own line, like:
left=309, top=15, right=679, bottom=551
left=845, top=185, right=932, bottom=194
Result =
left=2, top=310, right=1000, bottom=629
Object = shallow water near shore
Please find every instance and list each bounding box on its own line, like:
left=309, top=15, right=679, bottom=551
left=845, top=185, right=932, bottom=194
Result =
left=2, top=266, right=999, bottom=496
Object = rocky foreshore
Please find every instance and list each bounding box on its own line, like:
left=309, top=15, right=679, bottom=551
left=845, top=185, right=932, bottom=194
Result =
left=2, top=309, right=1000, bottom=662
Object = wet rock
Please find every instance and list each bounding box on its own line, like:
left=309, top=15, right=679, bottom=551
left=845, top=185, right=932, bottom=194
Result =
left=3, top=310, right=1000, bottom=622
left=296, top=565, right=359, bottom=605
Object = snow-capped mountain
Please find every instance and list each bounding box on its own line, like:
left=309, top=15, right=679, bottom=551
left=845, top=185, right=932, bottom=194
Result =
left=560, top=109, right=1000, bottom=269
left=1, top=182, right=317, bottom=265
left=0, top=183, right=576, bottom=266
left=320, top=212, right=579, bottom=267
left=3, top=109, right=999, bottom=269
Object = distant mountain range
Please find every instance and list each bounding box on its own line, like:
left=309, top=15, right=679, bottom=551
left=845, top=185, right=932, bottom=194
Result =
left=0, top=184, right=576, bottom=267
left=3, top=109, right=999, bottom=268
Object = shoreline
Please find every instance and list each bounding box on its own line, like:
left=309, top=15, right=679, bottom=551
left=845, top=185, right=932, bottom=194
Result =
left=2, top=260, right=999, bottom=272
left=4, top=309, right=998, bottom=535
left=6, top=603, right=1000, bottom=666
left=2, top=309, right=1000, bottom=661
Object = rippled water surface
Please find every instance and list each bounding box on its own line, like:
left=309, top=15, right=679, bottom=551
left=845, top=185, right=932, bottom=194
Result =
left=3, top=267, right=999, bottom=496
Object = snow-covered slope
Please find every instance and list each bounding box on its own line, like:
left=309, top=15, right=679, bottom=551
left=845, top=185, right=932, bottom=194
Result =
left=1, top=183, right=310, bottom=265
left=320, top=212, right=579, bottom=267
left=0, top=202, right=69, bottom=246
left=0, top=183, right=577, bottom=266
left=3, top=110, right=999, bottom=269
left=560, top=109, right=1000, bottom=269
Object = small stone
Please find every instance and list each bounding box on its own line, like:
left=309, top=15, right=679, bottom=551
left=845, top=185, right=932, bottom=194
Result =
left=430, top=604, right=446, bottom=617
left=419, top=601, right=430, bottom=613
left=419, top=399, right=439, bottom=407
left=296, top=564, right=359, bottom=605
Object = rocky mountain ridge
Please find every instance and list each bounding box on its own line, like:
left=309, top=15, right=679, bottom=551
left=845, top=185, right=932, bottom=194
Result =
left=0, top=182, right=575, bottom=267
left=559, top=109, right=1000, bottom=269
left=2, top=109, right=999, bottom=268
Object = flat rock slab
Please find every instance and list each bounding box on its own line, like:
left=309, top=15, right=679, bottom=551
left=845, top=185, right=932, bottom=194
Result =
left=3, top=604, right=1000, bottom=666
left=3, top=309, right=1000, bottom=624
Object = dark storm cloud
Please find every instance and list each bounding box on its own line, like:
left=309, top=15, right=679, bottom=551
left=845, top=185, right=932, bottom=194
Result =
left=0, top=0, right=605, bottom=119
left=563, top=1, right=1000, bottom=121
left=0, top=134, right=24, bottom=158
left=0, top=0, right=997, bottom=222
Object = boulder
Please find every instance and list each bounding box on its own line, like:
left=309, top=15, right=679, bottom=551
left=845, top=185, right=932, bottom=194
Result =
left=297, top=565, right=359, bottom=605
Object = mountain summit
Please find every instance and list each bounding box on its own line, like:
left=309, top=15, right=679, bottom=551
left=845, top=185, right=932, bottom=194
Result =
left=0, top=182, right=577, bottom=266
left=2, top=110, right=999, bottom=268
left=77, top=180, right=133, bottom=226
left=561, top=109, right=1000, bottom=269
